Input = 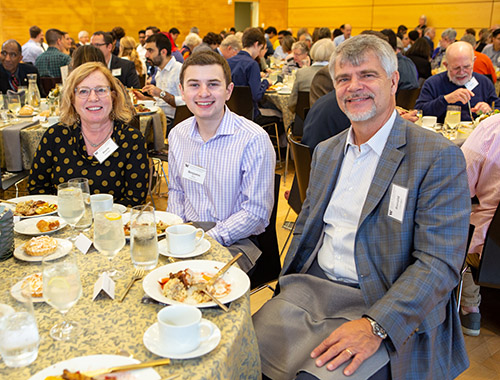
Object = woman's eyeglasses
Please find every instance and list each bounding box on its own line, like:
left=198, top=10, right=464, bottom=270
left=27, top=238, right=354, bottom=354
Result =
left=74, top=86, right=111, bottom=99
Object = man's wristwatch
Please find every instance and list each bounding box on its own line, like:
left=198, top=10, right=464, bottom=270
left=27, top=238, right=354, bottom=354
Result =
left=365, top=316, right=388, bottom=340
left=159, top=90, right=167, bottom=99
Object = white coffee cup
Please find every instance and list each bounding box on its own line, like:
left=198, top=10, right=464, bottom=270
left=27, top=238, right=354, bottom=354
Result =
left=421, top=116, right=437, bottom=128
left=157, top=305, right=213, bottom=354
left=90, top=194, right=114, bottom=216
left=166, top=224, right=204, bottom=255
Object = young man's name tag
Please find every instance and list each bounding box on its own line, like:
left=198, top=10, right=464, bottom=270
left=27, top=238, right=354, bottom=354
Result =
left=465, top=77, right=479, bottom=92
left=182, top=163, right=206, bottom=184
left=388, top=184, right=408, bottom=223
left=112, top=68, right=122, bottom=77
left=94, top=138, right=119, bottom=164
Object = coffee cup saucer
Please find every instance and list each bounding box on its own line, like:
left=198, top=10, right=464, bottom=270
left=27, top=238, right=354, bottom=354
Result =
left=143, top=319, right=221, bottom=359
left=158, top=238, right=211, bottom=259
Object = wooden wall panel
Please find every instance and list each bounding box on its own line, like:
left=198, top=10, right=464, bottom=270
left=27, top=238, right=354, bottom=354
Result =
left=288, top=7, right=373, bottom=30
left=260, top=0, right=288, bottom=31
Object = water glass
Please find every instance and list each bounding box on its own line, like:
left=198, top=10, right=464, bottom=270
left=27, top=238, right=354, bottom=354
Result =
left=68, top=178, right=92, bottom=230
left=130, top=205, right=158, bottom=270
left=43, top=251, right=82, bottom=340
left=0, top=280, right=40, bottom=367
left=94, top=210, right=125, bottom=278
left=57, top=182, right=85, bottom=240
left=6, top=93, right=21, bottom=122
left=445, top=105, right=461, bottom=139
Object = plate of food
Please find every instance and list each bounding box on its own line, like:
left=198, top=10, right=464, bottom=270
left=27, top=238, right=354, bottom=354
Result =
left=122, top=211, right=183, bottom=239
left=1, top=195, right=58, bottom=218
left=11, top=273, right=45, bottom=303
left=142, top=259, right=250, bottom=307
left=17, top=104, right=38, bottom=118
left=13, top=236, right=72, bottom=262
left=14, top=216, right=67, bottom=236
left=28, top=354, right=161, bottom=380
left=135, top=104, right=158, bottom=115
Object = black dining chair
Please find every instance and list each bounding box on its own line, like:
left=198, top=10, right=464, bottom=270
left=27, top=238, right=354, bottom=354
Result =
left=396, top=88, right=421, bottom=110
left=226, top=86, right=254, bottom=121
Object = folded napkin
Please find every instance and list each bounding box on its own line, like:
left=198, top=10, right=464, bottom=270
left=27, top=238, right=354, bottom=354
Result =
left=2, top=120, right=39, bottom=171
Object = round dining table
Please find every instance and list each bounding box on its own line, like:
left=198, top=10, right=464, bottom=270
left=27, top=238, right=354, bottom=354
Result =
left=0, top=217, right=261, bottom=379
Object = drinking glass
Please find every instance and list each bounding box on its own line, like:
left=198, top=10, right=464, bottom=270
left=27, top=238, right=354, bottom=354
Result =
left=444, top=105, right=461, bottom=139
left=130, top=205, right=159, bottom=270
left=57, top=182, right=85, bottom=240
left=0, top=94, right=8, bottom=125
left=415, top=110, right=423, bottom=126
left=93, top=210, right=125, bottom=278
left=68, top=178, right=92, bottom=231
left=0, top=280, right=40, bottom=367
left=42, top=252, right=82, bottom=340
left=7, top=93, right=21, bottom=122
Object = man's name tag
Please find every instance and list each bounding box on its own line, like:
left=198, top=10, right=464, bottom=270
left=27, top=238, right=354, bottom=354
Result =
left=112, top=68, right=122, bottom=77
left=388, top=184, right=408, bottom=223
left=94, top=138, right=119, bottom=164
left=182, top=163, right=206, bottom=184
left=465, top=77, right=479, bottom=92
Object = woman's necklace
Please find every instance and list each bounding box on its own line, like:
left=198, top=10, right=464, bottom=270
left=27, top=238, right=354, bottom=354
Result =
left=81, top=125, right=113, bottom=148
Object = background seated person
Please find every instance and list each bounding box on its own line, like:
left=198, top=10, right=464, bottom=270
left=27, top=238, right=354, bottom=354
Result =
left=28, top=62, right=149, bottom=207
left=168, top=51, right=275, bottom=272
left=415, top=41, right=500, bottom=123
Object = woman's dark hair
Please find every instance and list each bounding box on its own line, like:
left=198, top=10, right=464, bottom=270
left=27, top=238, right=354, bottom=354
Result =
left=71, top=45, right=106, bottom=70
left=405, top=37, right=431, bottom=59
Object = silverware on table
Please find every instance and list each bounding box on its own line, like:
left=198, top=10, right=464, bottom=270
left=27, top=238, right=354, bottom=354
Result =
left=119, top=267, right=145, bottom=302
left=81, top=358, right=170, bottom=377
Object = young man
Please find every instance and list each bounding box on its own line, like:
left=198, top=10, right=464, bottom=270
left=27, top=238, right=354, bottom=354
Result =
left=35, top=28, right=71, bottom=78
left=167, top=51, right=275, bottom=272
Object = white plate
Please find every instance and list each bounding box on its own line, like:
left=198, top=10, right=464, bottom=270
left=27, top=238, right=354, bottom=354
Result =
left=14, top=216, right=67, bottom=235
left=137, top=105, right=159, bottom=115
left=122, top=210, right=183, bottom=239
left=28, top=354, right=161, bottom=380
left=14, top=238, right=72, bottom=262
left=142, top=259, right=250, bottom=308
left=18, top=112, right=38, bottom=118
left=11, top=273, right=45, bottom=303
left=143, top=320, right=221, bottom=359
left=1, top=194, right=58, bottom=218
left=158, top=238, right=211, bottom=258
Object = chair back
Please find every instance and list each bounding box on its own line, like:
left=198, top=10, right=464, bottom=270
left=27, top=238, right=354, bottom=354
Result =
left=226, top=86, right=254, bottom=121
left=475, top=203, right=500, bottom=288
left=40, top=77, right=62, bottom=96
left=249, top=174, right=282, bottom=289
left=396, top=88, right=421, bottom=110
left=287, top=130, right=312, bottom=204
left=168, top=105, right=194, bottom=137
left=296, top=91, right=310, bottom=121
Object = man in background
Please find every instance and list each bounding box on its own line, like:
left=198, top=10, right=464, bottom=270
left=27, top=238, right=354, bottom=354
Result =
left=77, top=31, right=90, bottom=47
left=431, top=28, right=456, bottom=69
left=482, top=28, right=500, bottom=67
left=217, top=35, right=242, bottom=60
left=334, top=24, right=352, bottom=46
left=35, top=29, right=71, bottom=78
left=22, top=26, right=44, bottom=65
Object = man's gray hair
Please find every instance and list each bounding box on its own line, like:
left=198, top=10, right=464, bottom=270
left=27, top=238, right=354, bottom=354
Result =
left=220, top=35, right=242, bottom=51
left=310, top=38, right=335, bottom=62
left=461, top=34, right=476, bottom=47
left=441, top=28, right=457, bottom=42
left=329, top=34, right=397, bottom=80
left=78, top=30, right=89, bottom=40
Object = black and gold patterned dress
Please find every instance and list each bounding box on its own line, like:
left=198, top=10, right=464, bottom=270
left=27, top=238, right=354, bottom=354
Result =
left=28, top=120, right=149, bottom=207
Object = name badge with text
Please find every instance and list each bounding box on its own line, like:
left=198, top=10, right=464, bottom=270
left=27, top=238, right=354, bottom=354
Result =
left=388, top=184, right=408, bottom=223
left=94, top=138, right=119, bottom=164
left=465, top=77, right=479, bottom=92
left=182, top=163, right=206, bottom=184
left=112, top=68, right=122, bottom=77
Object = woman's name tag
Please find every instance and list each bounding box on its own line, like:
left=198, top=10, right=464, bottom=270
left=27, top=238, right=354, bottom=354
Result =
left=94, top=138, right=119, bottom=163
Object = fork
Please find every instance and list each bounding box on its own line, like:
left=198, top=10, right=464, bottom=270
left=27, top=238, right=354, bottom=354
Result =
left=119, top=267, right=145, bottom=302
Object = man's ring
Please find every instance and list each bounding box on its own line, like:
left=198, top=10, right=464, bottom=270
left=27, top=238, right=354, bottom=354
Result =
left=345, top=348, right=354, bottom=356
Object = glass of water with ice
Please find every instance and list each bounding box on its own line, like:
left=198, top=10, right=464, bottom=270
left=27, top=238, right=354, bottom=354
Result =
left=130, top=205, right=159, bottom=270
left=0, top=280, right=40, bottom=367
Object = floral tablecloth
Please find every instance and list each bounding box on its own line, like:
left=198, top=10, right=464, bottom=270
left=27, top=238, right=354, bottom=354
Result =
left=0, top=223, right=261, bottom=379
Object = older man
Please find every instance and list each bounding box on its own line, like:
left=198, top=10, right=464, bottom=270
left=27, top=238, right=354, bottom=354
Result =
left=77, top=31, right=89, bottom=47
left=416, top=41, right=500, bottom=122
left=431, top=28, right=456, bottom=69
left=34, top=29, right=71, bottom=78
left=90, top=31, right=140, bottom=88
left=254, top=34, right=470, bottom=380
left=1, top=40, right=44, bottom=95
left=424, top=27, right=435, bottom=50
left=217, top=35, right=242, bottom=60
left=22, top=26, right=44, bottom=65
left=334, top=24, right=352, bottom=46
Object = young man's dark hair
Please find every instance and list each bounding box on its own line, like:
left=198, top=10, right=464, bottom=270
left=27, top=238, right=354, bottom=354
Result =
left=45, top=29, right=65, bottom=46
left=278, top=30, right=292, bottom=37
left=138, top=29, right=146, bottom=35
left=264, top=27, right=277, bottom=36
left=146, top=26, right=160, bottom=34
left=241, top=27, right=265, bottom=48
left=203, top=32, right=222, bottom=46
left=408, top=30, right=420, bottom=42
left=492, top=28, right=500, bottom=38
left=146, top=33, right=172, bottom=56
left=112, top=26, right=125, bottom=40
left=92, top=31, right=113, bottom=45
left=169, top=27, right=180, bottom=35
left=380, top=28, right=397, bottom=51
left=180, top=50, right=232, bottom=87
left=318, top=27, right=332, bottom=40
left=29, top=26, right=42, bottom=39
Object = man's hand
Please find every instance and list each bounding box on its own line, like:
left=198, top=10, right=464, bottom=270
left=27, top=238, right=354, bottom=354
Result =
left=444, top=88, right=474, bottom=104
left=398, top=109, right=419, bottom=122
left=310, top=318, right=383, bottom=376
left=132, top=90, right=153, bottom=101
left=471, top=101, right=492, bottom=114
left=142, top=84, right=162, bottom=98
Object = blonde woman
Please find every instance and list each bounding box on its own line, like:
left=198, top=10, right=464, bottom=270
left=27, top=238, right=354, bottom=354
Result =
left=119, top=36, right=146, bottom=76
